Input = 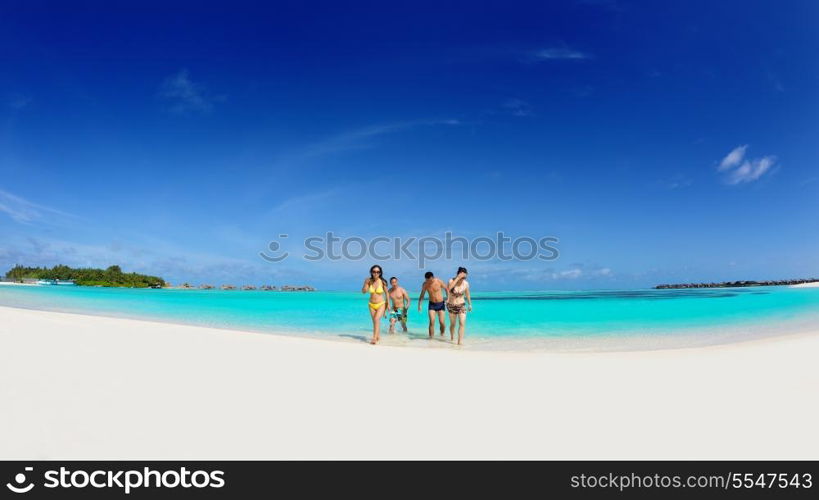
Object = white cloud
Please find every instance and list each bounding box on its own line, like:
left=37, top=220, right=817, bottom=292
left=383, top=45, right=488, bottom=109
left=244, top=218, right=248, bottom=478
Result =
left=551, top=267, right=611, bottom=279
left=0, top=234, right=288, bottom=287
left=7, top=93, right=31, bottom=110
left=159, top=69, right=215, bottom=114
left=502, top=98, right=532, bottom=117
left=556, top=268, right=583, bottom=279
left=725, top=156, right=776, bottom=185
left=297, top=119, right=461, bottom=159
left=532, top=48, right=591, bottom=61
left=716, top=145, right=777, bottom=185
left=718, top=144, right=747, bottom=171
left=667, top=173, right=693, bottom=189
left=0, top=189, right=75, bottom=224
left=268, top=187, right=342, bottom=215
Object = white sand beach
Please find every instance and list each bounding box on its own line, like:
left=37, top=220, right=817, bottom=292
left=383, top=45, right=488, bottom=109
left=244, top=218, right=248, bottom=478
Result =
left=791, top=281, right=819, bottom=288
left=1, top=305, right=817, bottom=460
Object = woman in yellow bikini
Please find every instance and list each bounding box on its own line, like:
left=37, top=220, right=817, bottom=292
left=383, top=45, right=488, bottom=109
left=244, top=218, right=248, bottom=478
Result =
left=361, top=264, right=389, bottom=344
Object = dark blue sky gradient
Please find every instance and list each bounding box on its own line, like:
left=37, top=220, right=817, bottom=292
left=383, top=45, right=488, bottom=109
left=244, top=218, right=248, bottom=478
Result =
left=1, top=1, right=817, bottom=289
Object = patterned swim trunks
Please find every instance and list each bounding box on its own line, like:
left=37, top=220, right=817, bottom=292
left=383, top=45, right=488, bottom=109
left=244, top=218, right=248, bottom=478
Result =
left=446, top=302, right=466, bottom=314
left=389, top=308, right=408, bottom=321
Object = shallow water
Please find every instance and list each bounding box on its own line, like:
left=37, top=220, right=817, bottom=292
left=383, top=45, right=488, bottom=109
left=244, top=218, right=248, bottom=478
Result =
left=2, top=284, right=818, bottom=350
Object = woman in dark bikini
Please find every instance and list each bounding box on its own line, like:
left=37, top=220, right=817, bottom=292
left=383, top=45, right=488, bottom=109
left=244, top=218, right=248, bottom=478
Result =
left=446, top=266, right=472, bottom=345
left=361, top=264, right=389, bottom=344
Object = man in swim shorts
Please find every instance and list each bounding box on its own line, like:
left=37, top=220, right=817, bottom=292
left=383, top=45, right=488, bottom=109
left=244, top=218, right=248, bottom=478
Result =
left=387, top=276, right=410, bottom=334
left=418, top=271, right=448, bottom=338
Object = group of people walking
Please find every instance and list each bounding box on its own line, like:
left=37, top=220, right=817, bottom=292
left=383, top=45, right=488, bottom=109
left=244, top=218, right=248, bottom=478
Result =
left=362, top=265, right=472, bottom=346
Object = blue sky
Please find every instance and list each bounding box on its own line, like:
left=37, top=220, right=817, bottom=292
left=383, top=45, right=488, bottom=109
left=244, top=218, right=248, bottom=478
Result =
left=1, top=0, right=817, bottom=290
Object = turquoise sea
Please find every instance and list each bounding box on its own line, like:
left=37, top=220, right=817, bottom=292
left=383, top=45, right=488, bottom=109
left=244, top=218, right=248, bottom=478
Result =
left=2, top=284, right=818, bottom=350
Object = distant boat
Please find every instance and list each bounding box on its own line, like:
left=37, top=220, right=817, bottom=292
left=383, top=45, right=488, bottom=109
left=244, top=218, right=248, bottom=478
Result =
left=36, top=279, right=76, bottom=286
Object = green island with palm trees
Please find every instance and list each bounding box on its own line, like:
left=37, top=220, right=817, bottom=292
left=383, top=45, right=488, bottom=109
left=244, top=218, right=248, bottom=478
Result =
left=4, top=265, right=166, bottom=288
